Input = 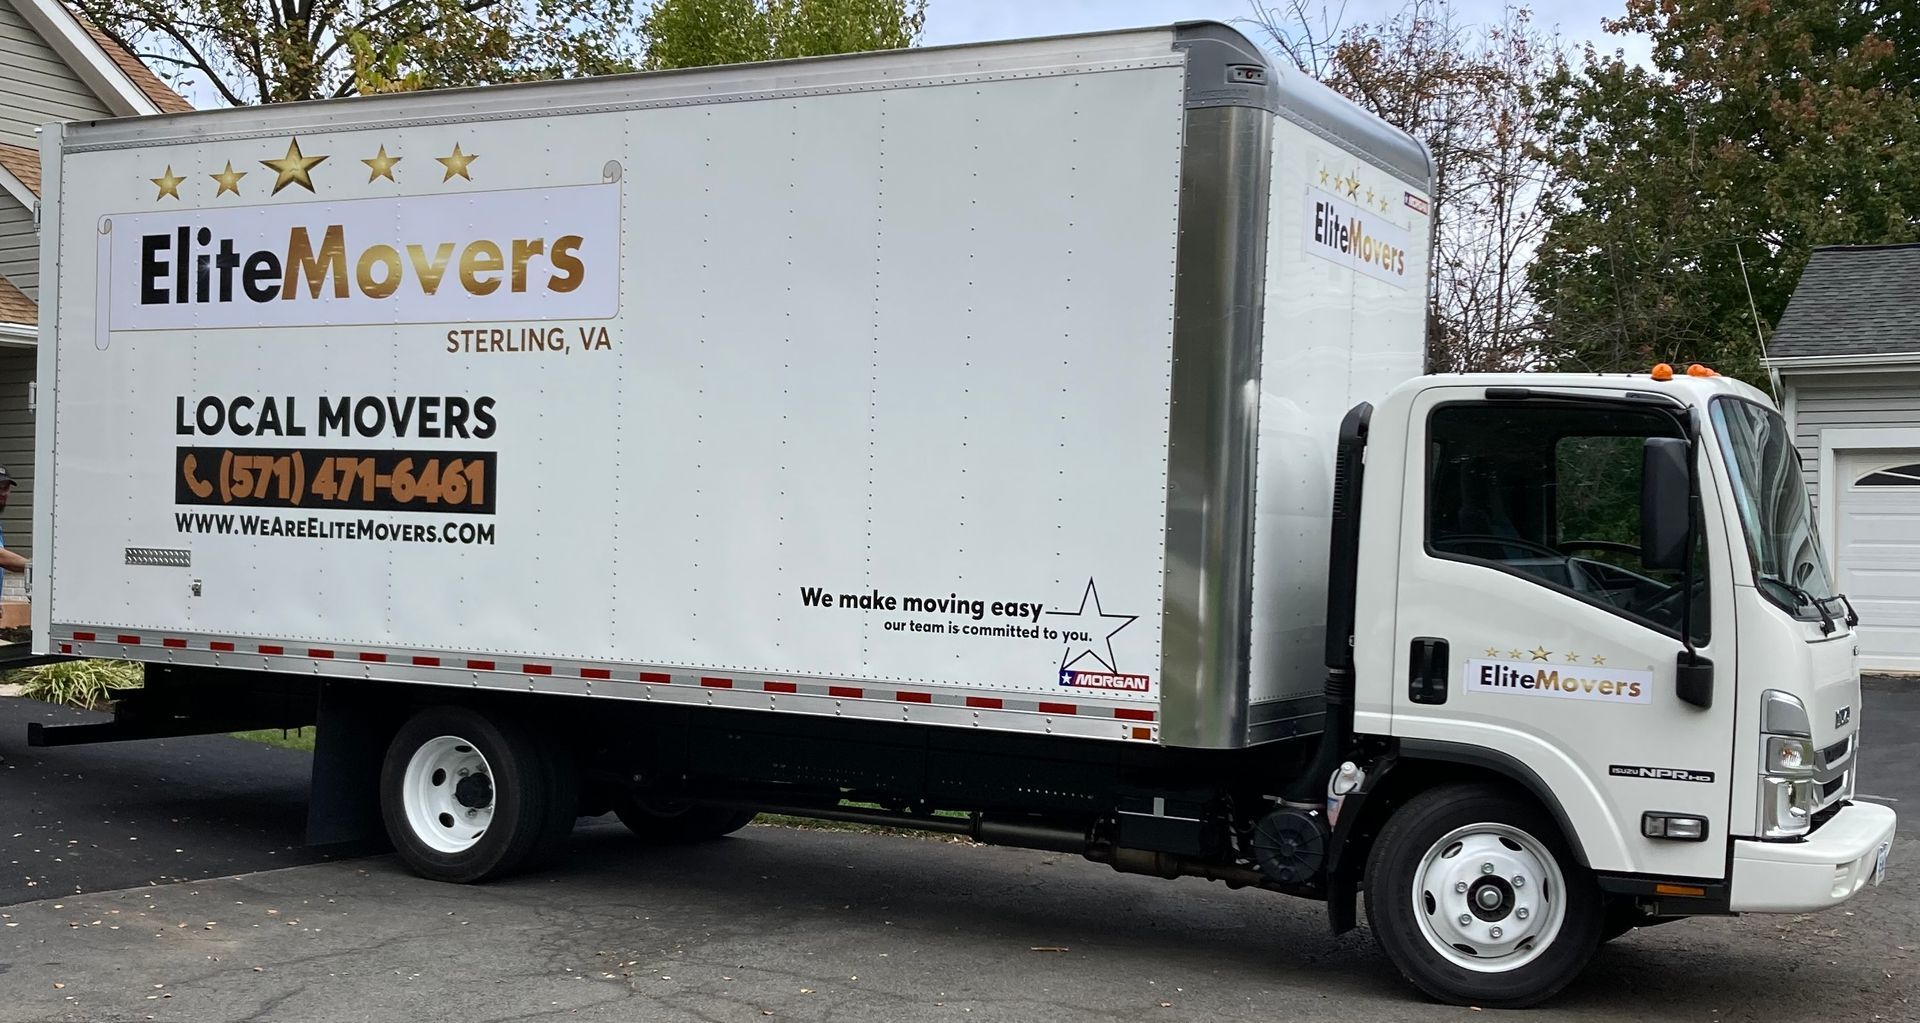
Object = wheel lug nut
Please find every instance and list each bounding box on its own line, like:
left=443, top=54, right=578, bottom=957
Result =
left=466, top=809, right=477, bottom=818
left=1490, top=926, right=1504, bottom=939
left=1517, top=908, right=1530, bottom=920
left=1458, top=914, right=1472, bottom=926
left=1512, top=876, right=1525, bottom=888
left=1480, top=863, right=1495, bottom=875
left=1455, top=881, right=1468, bottom=893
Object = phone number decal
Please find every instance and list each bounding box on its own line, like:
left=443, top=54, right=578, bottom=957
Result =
left=176, top=447, right=496, bottom=514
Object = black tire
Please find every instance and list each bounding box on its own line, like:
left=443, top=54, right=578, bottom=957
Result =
left=1364, top=783, right=1604, bottom=1008
left=379, top=705, right=569, bottom=883
left=611, top=794, right=757, bottom=844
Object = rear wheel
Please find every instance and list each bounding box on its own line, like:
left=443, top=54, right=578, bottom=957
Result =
left=612, top=794, right=757, bottom=844
left=1365, top=784, right=1603, bottom=1008
left=380, top=705, right=575, bottom=883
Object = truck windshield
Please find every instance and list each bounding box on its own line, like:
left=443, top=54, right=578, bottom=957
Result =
left=1709, top=397, right=1837, bottom=618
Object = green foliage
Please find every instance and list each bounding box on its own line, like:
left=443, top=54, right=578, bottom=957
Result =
left=642, top=0, right=925, bottom=70
left=1529, top=0, right=1920, bottom=381
left=9, top=659, right=144, bottom=711
left=1554, top=435, right=1642, bottom=548
left=75, top=0, right=641, bottom=104
left=230, top=727, right=318, bottom=752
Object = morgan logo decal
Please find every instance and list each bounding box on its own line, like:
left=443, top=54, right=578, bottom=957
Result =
left=1610, top=764, right=1715, bottom=784
left=1059, top=669, right=1151, bottom=692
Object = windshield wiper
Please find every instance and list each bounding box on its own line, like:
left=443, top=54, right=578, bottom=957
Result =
left=1759, top=574, right=1836, bottom=634
left=1816, top=593, right=1859, bottom=629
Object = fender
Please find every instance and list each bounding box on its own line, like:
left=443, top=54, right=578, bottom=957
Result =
left=1320, top=741, right=1598, bottom=935
left=1394, top=739, right=1594, bottom=867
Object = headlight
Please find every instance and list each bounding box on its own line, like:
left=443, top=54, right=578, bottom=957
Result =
left=1765, top=735, right=1817, bottom=776
left=1759, top=690, right=1818, bottom=840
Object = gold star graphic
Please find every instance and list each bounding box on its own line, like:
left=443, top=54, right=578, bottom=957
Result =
left=261, top=137, right=327, bottom=195
left=363, top=145, right=402, bottom=183
left=1346, top=175, right=1360, bottom=200
left=1318, top=168, right=1330, bottom=185
left=1508, top=649, right=1524, bottom=660
left=1590, top=654, right=1607, bottom=666
left=1565, top=652, right=1581, bottom=664
left=1530, top=646, right=1551, bottom=662
left=1380, top=196, right=1392, bottom=213
left=437, top=143, right=477, bottom=182
left=150, top=165, right=185, bottom=201
left=1484, top=647, right=1501, bottom=658
left=209, top=161, right=246, bottom=197
left=1365, top=188, right=1375, bottom=205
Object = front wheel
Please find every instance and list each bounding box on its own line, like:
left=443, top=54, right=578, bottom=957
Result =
left=1365, top=784, right=1603, bottom=1007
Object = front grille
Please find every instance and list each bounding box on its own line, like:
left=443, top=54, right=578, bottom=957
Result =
left=1813, top=733, right=1855, bottom=812
left=1821, top=735, right=1854, bottom=770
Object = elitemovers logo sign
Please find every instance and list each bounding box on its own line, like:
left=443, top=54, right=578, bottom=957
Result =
left=1462, top=656, right=1653, bottom=705
left=99, top=183, right=620, bottom=336
left=1302, top=185, right=1413, bottom=289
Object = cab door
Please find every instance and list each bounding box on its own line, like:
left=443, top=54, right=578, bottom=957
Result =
left=1389, top=387, right=1738, bottom=880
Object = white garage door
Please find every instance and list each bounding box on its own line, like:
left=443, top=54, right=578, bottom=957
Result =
left=1834, top=452, right=1920, bottom=673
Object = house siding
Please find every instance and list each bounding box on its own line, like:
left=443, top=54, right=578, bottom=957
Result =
left=0, top=192, right=35, bottom=300
left=1787, top=371, right=1920, bottom=511
left=0, top=0, right=113, bottom=148
left=0, top=347, right=31, bottom=559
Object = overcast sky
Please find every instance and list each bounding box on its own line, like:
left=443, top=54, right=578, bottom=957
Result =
left=922, top=0, right=1649, bottom=63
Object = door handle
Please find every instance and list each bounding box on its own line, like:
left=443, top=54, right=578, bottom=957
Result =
left=1410, top=637, right=1449, bottom=705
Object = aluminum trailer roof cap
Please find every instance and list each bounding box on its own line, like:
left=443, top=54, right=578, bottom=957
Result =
left=1173, top=21, right=1432, bottom=191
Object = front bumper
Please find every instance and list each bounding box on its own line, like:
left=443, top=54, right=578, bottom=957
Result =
left=1730, top=801, right=1897, bottom=912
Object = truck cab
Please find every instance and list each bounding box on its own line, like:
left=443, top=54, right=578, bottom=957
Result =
left=1340, top=369, right=1895, bottom=997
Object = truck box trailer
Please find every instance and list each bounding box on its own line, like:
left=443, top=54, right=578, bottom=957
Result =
left=28, top=22, right=1896, bottom=1007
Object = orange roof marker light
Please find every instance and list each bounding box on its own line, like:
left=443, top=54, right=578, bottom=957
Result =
left=1687, top=363, right=1719, bottom=377
left=1650, top=363, right=1675, bottom=381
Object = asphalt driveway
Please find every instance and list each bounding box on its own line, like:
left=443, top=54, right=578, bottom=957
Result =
left=0, top=679, right=1913, bottom=1021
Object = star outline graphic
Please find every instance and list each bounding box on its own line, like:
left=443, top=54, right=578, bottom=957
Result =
left=1045, top=578, right=1138, bottom=675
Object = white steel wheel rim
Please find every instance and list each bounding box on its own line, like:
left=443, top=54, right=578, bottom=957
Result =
left=1410, top=822, right=1567, bottom=973
left=403, top=735, right=496, bottom=854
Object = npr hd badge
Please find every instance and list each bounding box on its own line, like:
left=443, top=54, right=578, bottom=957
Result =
left=1463, top=651, right=1652, bottom=705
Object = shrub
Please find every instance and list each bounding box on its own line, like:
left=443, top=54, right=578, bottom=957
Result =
left=9, top=659, right=144, bottom=710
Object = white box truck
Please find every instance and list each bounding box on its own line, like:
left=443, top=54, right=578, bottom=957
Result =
left=26, top=23, right=1896, bottom=1007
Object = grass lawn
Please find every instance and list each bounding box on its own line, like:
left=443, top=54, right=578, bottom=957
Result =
left=228, top=727, right=318, bottom=752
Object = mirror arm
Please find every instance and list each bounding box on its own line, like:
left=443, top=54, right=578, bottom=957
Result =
left=1675, top=411, right=1714, bottom=709
left=1678, top=414, right=1699, bottom=665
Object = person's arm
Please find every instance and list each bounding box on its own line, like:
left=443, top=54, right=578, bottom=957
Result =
left=0, top=548, right=26, bottom=573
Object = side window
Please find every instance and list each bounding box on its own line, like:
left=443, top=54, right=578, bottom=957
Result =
left=1427, top=402, right=1707, bottom=641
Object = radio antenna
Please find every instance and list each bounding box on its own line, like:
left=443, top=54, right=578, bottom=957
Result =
left=1734, top=240, right=1780, bottom=403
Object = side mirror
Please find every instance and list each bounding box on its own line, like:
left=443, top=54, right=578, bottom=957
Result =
left=1641, top=437, right=1691, bottom=571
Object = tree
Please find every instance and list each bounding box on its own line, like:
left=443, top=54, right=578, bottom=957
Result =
left=1528, top=0, right=1920, bottom=379
left=642, top=0, right=925, bottom=71
left=74, top=0, right=641, bottom=104
left=1251, top=1, right=1564, bottom=373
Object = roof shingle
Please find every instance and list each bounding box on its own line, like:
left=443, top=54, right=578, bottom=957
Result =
left=72, top=11, right=194, bottom=114
left=1769, top=244, right=1920, bottom=360
left=0, top=142, right=41, bottom=196
left=0, top=276, right=35, bottom=329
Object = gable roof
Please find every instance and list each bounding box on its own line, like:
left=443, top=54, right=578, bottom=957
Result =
left=1768, top=243, right=1920, bottom=363
left=74, top=13, right=193, bottom=114
left=0, top=275, right=34, bottom=331
left=10, top=0, right=191, bottom=118
left=0, top=142, right=40, bottom=198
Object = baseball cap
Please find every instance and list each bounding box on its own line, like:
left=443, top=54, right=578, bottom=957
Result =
left=0, top=466, right=12, bottom=485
